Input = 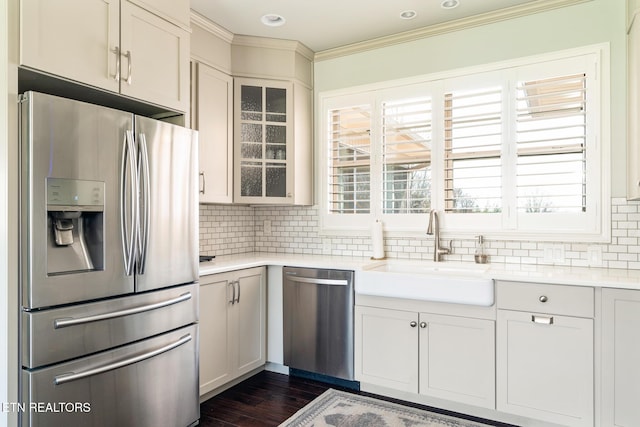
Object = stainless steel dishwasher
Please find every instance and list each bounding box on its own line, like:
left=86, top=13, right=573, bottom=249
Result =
left=283, top=267, right=355, bottom=381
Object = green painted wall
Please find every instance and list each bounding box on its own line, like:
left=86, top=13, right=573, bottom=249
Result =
left=314, top=0, right=627, bottom=196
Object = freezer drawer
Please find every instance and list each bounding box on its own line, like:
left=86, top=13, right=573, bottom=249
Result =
left=22, top=283, right=198, bottom=368
left=21, top=324, right=199, bottom=427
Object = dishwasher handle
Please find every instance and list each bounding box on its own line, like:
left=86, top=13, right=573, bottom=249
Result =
left=285, top=274, right=349, bottom=286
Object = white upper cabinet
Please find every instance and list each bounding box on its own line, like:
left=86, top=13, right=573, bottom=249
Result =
left=119, top=1, right=189, bottom=111
left=20, top=0, right=120, bottom=93
left=235, top=78, right=290, bottom=204
left=193, top=62, right=233, bottom=204
left=233, top=77, right=312, bottom=205
left=131, top=0, right=190, bottom=29
left=20, top=0, right=190, bottom=112
left=628, top=7, right=640, bottom=199
left=231, top=37, right=313, bottom=205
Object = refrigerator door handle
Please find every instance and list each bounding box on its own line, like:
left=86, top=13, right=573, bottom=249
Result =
left=137, top=132, right=151, bottom=275
left=120, top=130, right=138, bottom=276
left=53, top=292, right=193, bottom=329
left=53, top=333, right=192, bottom=385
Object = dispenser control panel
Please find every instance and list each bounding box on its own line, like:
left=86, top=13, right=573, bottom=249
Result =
left=46, top=178, right=105, bottom=211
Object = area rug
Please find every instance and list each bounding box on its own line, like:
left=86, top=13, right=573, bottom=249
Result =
left=280, top=389, right=491, bottom=427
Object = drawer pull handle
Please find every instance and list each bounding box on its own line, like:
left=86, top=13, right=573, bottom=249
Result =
left=539, top=295, right=548, bottom=303
left=532, top=315, right=554, bottom=325
left=54, top=293, right=192, bottom=328
left=420, top=322, right=427, bottom=328
left=410, top=321, right=417, bottom=328
left=54, top=334, right=192, bottom=385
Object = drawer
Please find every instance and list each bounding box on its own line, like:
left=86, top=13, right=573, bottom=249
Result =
left=497, top=281, right=593, bottom=318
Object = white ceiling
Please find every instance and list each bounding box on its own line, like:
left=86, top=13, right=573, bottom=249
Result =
left=189, top=0, right=545, bottom=53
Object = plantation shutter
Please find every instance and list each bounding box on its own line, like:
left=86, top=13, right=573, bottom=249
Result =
left=515, top=73, right=587, bottom=213
left=382, top=97, right=432, bottom=214
left=328, top=105, right=372, bottom=214
left=444, top=86, right=503, bottom=213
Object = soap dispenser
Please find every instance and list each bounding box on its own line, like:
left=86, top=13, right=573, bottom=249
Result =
left=474, top=235, right=489, bottom=264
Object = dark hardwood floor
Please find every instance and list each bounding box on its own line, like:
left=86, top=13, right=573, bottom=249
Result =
left=198, top=370, right=519, bottom=427
left=199, top=370, right=334, bottom=426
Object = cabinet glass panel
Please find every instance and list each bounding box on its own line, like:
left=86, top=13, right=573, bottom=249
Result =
left=266, top=88, right=286, bottom=122
left=241, top=86, right=262, bottom=121
left=266, top=125, right=286, bottom=160
left=241, top=143, right=262, bottom=159
left=266, top=163, right=286, bottom=197
left=241, top=123, right=263, bottom=159
left=237, top=82, right=290, bottom=200
left=241, top=162, right=262, bottom=197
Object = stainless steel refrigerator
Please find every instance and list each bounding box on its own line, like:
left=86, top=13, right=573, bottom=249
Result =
left=18, top=91, right=199, bottom=427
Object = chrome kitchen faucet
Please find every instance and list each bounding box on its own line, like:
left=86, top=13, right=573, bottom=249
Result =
left=427, top=209, right=452, bottom=262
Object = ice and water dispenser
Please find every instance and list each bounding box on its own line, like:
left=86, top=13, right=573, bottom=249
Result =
left=46, top=178, right=105, bottom=275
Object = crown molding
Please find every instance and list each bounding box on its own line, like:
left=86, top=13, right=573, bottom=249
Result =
left=314, top=0, right=593, bottom=62
left=231, top=35, right=315, bottom=61
left=190, top=10, right=234, bottom=44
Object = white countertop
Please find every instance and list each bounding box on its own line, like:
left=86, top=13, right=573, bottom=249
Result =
left=199, top=252, right=374, bottom=276
left=199, top=252, right=640, bottom=291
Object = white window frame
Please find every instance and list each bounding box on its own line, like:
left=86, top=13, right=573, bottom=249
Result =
left=317, top=44, right=610, bottom=242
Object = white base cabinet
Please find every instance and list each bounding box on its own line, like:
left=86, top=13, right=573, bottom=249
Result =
left=356, top=306, right=418, bottom=393
left=602, top=288, right=640, bottom=427
left=419, top=313, right=495, bottom=409
left=199, top=267, right=266, bottom=397
left=355, top=305, right=495, bottom=409
left=497, top=310, right=593, bottom=426
left=496, top=281, right=594, bottom=427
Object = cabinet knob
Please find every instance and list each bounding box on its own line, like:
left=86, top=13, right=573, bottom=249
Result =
left=410, top=321, right=417, bottom=328
left=420, top=322, right=427, bottom=328
left=539, top=295, right=548, bottom=303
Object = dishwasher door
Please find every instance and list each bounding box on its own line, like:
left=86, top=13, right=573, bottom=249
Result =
left=283, top=267, right=355, bottom=381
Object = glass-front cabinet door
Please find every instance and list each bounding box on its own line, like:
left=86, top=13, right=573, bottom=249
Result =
left=234, top=78, right=293, bottom=204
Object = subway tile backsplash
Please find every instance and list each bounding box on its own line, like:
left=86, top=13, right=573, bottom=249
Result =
left=199, top=204, right=255, bottom=256
left=199, top=197, right=640, bottom=270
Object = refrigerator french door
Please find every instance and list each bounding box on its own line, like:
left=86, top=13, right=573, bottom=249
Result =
left=19, top=91, right=199, bottom=427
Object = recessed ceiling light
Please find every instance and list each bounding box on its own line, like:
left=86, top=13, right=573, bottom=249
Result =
left=400, top=10, right=417, bottom=20
left=441, top=0, right=460, bottom=9
left=261, top=14, right=286, bottom=27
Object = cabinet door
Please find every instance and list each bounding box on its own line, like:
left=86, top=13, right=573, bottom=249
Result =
left=131, top=0, right=190, bottom=28
left=234, top=78, right=294, bottom=204
left=120, top=0, right=189, bottom=112
left=194, top=63, right=233, bottom=203
left=232, top=268, right=266, bottom=376
left=602, top=289, right=640, bottom=427
left=355, top=306, right=419, bottom=393
left=628, top=14, right=640, bottom=200
left=20, top=0, right=119, bottom=93
left=419, top=313, right=495, bottom=409
left=497, top=310, right=593, bottom=427
left=199, top=273, right=233, bottom=396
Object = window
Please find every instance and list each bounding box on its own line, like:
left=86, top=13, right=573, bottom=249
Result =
left=328, top=104, right=371, bottom=214
left=444, top=86, right=502, bottom=213
left=515, top=73, right=587, bottom=213
left=320, top=46, right=609, bottom=240
left=382, top=97, right=432, bottom=214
